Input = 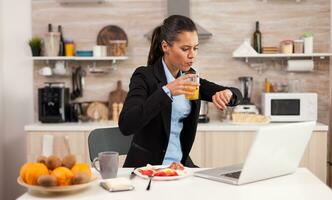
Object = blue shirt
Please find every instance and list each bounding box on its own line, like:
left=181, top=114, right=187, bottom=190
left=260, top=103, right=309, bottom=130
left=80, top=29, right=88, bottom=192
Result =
left=161, top=58, right=191, bottom=165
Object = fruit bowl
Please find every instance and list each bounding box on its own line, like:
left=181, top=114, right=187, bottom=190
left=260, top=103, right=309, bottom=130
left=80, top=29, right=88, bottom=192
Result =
left=17, top=176, right=97, bottom=193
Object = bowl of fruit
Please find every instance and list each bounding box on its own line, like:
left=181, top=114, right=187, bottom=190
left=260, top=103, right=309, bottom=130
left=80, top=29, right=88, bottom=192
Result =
left=18, top=154, right=97, bottom=193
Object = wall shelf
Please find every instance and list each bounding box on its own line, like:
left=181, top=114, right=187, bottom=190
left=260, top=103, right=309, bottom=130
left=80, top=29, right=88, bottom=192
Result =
left=31, top=56, right=128, bottom=61
left=233, top=53, right=332, bottom=63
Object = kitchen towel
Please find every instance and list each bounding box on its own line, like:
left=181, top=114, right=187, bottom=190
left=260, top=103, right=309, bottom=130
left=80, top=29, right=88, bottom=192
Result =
left=287, top=59, right=314, bottom=72
left=232, top=39, right=258, bottom=57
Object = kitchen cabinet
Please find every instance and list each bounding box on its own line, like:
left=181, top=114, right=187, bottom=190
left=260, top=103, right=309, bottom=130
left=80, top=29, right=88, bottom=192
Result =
left=300, top=131, right=328, bottom=182
left=204, top=131, right=255, bottom=168
left=27, top=130, right=132, bottom=167
left=25, top=122, right=328, bottom=183
left=189, top=132, right=206, bottom=167
left=26, top=131, right=88, bottom=163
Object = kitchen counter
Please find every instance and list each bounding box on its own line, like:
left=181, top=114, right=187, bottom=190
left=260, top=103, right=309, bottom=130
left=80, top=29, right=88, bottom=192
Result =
left=17, top=168, right=332, bottom=200
left=24, top=121, right=328, bottom=132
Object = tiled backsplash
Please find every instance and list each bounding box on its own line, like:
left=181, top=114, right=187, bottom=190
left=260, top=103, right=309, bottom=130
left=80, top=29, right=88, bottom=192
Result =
left=32, top=0, right=330, bottom=123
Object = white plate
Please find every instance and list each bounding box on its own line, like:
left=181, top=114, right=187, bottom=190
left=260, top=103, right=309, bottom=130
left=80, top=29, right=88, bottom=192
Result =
left=17, top=176, right=97, bottom=193
left=134, top=165, right=191, bottom=181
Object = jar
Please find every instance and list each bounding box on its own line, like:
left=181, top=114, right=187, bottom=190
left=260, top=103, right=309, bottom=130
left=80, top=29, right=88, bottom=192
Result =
left=106, top=40, right=127, bottom=56
left=65, top=39, right=75, bottom=56
left=280, top=40, right=293, bottom=54
left=303, top=36, right=313, bottom=54
left=293, top=40, right=304, bottom=53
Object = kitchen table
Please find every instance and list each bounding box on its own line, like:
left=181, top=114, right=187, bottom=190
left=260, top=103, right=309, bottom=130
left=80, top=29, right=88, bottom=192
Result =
left=17, top=168, right=332, bottom=200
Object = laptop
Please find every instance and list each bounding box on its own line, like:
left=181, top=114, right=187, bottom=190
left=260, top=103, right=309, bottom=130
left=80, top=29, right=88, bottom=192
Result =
left=194, top=121, right=315, bottom=185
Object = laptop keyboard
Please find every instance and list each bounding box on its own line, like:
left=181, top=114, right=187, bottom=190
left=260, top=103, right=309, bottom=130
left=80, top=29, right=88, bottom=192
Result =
left=223, top=171, right=242, bottom=179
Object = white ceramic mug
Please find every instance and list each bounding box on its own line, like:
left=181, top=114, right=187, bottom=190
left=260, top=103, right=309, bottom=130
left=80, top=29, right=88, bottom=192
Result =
left=53, top=61, right=67, bottom=75
left=93, top=45, right=107, bottom=57
left=38, top=66, right=52, bottom=76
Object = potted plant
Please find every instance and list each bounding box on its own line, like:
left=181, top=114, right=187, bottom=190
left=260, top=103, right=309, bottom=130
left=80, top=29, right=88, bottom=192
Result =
left=28, top=37, right=42, bottom=56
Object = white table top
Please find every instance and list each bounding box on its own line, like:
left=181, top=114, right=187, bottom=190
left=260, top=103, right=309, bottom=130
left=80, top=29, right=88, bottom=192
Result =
left=24, top=121, right=329, bottom=132
left=17, top=168, right=332, bottom=200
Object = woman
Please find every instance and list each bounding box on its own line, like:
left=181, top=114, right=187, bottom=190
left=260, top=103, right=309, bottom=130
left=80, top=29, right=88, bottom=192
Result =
left=119, top=15, right=242, bottom=168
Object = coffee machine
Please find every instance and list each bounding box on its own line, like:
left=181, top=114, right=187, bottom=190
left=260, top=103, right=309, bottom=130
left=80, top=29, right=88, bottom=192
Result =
left=38, top=82, right=70, bottom=123
left=233, top=76, right=259, bottom=114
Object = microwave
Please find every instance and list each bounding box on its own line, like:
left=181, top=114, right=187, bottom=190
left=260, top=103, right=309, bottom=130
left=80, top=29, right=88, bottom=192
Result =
left=262, top=93, right=317, bottom=122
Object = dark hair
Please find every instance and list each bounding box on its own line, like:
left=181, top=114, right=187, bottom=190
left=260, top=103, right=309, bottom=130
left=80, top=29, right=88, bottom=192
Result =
left=147, top=15, right=197, bottom=66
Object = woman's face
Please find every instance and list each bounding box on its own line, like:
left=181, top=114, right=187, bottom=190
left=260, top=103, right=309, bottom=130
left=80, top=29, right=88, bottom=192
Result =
left=162, top=31, right=199, bottom=72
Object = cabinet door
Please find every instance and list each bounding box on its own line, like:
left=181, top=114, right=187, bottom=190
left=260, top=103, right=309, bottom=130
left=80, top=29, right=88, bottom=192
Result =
left=27, top=131, right=87, bottom=163
left=299, top=131, right=327, bottom=182
left=189, top=132, right=206, bottom=167
left=205, top=131, right=255, bottom=168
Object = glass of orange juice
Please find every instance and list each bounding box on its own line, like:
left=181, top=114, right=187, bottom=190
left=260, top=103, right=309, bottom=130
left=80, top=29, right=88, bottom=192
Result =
left=184, top=71, right=200, bottom=100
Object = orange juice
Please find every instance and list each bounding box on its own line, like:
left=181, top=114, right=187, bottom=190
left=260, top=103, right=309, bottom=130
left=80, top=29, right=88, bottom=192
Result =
left=185, top=85, right=199, bottom=100
left=184, top=71, right=200, bottom=100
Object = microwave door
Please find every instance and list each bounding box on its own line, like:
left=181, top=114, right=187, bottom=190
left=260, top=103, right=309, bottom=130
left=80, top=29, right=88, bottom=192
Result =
left=271, top=99, right=300, bottom=116
left=270, top=99, right=301, bottom=121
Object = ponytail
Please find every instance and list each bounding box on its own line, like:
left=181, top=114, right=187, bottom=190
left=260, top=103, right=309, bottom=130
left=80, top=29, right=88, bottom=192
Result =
left=147, top=15, right=197, bottom=66
left=147, top=26, right=163, bottom=66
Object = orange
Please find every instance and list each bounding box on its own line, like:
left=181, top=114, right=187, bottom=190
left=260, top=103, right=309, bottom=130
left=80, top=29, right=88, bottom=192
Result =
left=71, top=163, right=92, bottom=177
left=19, top=162, right=33, bottom=183
left=51, top=167, right=74, bottom=186
left=23, top=163, right=49, bottom=185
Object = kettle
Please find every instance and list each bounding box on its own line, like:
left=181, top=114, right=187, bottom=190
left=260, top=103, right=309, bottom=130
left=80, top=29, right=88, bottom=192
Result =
left=199, top=101, right=209, bottom=123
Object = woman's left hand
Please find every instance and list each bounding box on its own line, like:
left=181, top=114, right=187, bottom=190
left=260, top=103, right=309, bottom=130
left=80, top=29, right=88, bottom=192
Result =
left=212, top=89, right=233, bottom=110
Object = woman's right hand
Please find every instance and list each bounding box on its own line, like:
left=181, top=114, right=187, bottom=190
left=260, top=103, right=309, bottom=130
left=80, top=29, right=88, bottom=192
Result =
left=166, top=74, right=199, bottom=97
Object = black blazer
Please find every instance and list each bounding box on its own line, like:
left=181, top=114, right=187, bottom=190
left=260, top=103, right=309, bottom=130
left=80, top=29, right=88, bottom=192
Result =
left=119, top=58, right=242, bottom=167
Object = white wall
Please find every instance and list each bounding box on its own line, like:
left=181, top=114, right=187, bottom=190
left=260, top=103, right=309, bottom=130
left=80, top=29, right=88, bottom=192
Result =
left=0, top=0, right=4, bottom=198
left=2, top=0, right=33, bottom=199
left=329, top=0, right=332, bottom=187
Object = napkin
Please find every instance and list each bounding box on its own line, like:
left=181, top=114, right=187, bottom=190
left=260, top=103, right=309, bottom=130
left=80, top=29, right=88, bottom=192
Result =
left=100, top=177, right=134, bottom=192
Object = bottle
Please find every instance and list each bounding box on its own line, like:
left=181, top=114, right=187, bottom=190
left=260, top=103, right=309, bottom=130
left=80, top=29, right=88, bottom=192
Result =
left=264, top=78, right=270, bottom=93
left=253, top=21, right=262, bottom=53
left=48, top=23, right=53, bottom=32
left=45, top=23, right=60, bottom=56
left=58, top=25, right=65, bottom=56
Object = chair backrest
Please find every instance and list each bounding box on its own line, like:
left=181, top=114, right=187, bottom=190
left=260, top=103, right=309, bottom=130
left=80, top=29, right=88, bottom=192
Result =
left=88, top=127, right=133, bottom=162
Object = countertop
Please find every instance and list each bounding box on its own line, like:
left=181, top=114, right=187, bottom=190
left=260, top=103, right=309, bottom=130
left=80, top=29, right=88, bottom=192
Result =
left=17, top=168, right=332, bottom=200
left=24, top=121, right=329, bottom=132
